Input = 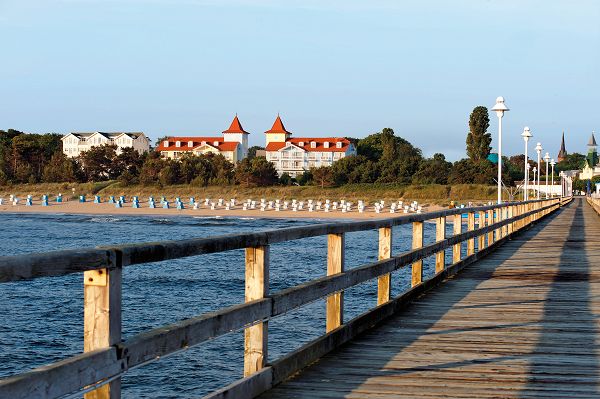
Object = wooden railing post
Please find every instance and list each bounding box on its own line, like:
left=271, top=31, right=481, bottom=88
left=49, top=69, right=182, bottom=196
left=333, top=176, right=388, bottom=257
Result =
left=411, top=221, right=424, bottom=286
left=501, top=207, right=508, bottom=238
left=435, top=217, right=446, bottom=273
left=477, top=211, right=485, bottom=251
left=452, top=214, right=461, bottom=263
left=487, top=209, right=494, bottom=245
left=84, top=263, right=122, bottom=399
left=377, top=227, right=392, bottom=305
left=467, top=212, right=475, bottom=256
left=494, top=206, right=501, bottom=239
left=326, top=234, right=345, bottom=332
left=244, top=245, right=269, bottom=376
left=507, top=205, right=514, bottom=235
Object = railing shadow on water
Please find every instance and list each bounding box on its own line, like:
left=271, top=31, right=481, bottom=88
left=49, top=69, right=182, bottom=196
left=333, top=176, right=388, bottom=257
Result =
left=522, top=200, right=600, bottom=396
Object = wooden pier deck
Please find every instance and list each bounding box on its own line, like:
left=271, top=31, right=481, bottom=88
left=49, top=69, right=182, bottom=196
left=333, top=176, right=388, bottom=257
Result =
left=260, top=198, right=600, bottom=398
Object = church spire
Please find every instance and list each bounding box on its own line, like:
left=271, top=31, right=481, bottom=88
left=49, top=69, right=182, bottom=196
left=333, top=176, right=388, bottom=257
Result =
left=557, top=131, right=567, bottom=162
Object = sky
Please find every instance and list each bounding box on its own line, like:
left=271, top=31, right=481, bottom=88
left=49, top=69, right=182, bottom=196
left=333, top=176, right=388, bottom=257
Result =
left=0, top=0, right=598, bottom=161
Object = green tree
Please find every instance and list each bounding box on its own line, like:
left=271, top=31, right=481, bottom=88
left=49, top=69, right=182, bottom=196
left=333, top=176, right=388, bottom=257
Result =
left=412, top=153, right=452, bottom=184
left=466, top=106, right=491, bottom=161
left=139, top=153, right=166, bottom=185
left=234, top=157, right=278, bottom=187
left=310, top=166, right=334, bottom=188
left=247, top=146, right=264, bottom=160
left=78, top=144, right=119, bottom=181
left=279, top=172, right=292, bottom=186
left=42, top=152, right=77, bottom=182
left=557, top=153, right=586, bottom=172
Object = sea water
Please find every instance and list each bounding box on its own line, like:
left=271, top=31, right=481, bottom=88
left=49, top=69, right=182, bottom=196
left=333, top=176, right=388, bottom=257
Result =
left=0, top=212, right=445, bottom=398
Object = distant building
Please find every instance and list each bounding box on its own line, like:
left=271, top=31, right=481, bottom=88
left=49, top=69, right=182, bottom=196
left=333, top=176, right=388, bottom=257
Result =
left=61, top=132, right=150, bottom=158
left=557, top=131, right=567, bottom=162
left=264, top=115, right=356, bottom=177
left=156, top=115, right=249, bottom=163
left=579, top=132, right=599, bottom=180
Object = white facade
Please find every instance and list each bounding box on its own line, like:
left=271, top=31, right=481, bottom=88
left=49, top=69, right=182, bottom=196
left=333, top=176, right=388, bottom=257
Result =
left=61, top=132, right=150, bottom=158
left=265, top=141, right=356, bottom=177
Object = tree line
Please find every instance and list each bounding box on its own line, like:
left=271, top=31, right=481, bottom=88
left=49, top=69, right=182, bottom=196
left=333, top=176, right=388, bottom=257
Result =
left=0, top=107, right=589, bottom=188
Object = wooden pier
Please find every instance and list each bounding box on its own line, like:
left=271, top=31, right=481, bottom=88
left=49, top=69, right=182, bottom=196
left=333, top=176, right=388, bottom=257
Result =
left=1, top=196, right=588, bottom=399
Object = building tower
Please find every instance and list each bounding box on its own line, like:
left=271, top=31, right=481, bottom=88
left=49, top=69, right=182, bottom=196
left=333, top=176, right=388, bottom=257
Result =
left=264, top=115, right=292, bottom=145
left=557, top=131, right=567, bottom=162
left=222, top=115, right=250, bottom=159
left=586, top=131, right=598, bottom=168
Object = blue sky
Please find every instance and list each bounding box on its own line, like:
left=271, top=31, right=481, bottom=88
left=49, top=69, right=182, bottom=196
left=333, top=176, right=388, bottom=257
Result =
left=1, top=0, right=598, bottom=160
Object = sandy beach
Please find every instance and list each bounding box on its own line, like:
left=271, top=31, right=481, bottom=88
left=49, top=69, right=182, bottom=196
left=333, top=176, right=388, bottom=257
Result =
left=0, top=199, right=449, bottom=220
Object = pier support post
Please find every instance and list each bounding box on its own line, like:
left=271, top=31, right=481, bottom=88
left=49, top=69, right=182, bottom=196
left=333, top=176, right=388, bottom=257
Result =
left=435, top=217, right=446, bottom=273
left=477, top=211, right=486, bottom=251
left=411, top=221, right=424, bottom=286
left=326, top=234, right=345, bottom=332
left=467, top=212, right=475, bottom=256
left=377, top=227, right=392, bottom=305
left=244, top=245, right=269, bottom=376
left=452, top=215, right=461, bottom=263
left=84, top=261, right=122, bottom=399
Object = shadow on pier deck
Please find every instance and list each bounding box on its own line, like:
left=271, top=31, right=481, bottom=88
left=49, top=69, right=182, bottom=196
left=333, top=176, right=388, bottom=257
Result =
left=260, top=198, right=600, bottom=398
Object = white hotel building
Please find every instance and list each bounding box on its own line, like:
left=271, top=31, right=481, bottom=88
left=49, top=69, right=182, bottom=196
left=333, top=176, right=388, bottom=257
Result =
left=264, top=116, right=357, bottom=177
left=61, top=132, right=150, bottom=157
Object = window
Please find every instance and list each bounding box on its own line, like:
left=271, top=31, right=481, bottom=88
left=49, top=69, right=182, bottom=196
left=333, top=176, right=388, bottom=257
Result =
left=323, top=142, right=330, bottom=148
left=336, top=142, right=343, bottom=148
left=188, top=141, right=193, bottom=147
left=299, top=141, right=304, bottom=147
left=176, top=141, right=181, bottom=147
left=214, top=141, right=219, bottom=146
left=201, top=141, right=206, bottom=145
left=311, top=142, right=316, bottom=148
left=164, top=140, right=169, bottom=147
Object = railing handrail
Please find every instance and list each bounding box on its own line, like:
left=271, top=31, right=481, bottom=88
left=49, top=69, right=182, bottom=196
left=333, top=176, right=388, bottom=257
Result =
left=0, top=197, right=570, bottom=399
left=0, top=198, right=562, bottom=283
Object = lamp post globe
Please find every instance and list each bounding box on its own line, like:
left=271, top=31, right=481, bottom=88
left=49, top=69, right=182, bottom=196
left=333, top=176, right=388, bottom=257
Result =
left=535, top=142, right=543, bottom=200
left=521, top=127, right=532, bottom=200
left=550, top=159, right=556, bottom=198
left=544, top=152, right=550, bottom=199
left=491, top=96, right=509, bottom=204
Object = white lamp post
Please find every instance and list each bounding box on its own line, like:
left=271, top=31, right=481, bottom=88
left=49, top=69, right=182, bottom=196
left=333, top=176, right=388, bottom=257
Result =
left=533, top=166, right=537, bottom=199
left=550, top=159, right=556, bottom=197
left=543, top=152, right=550, bottom=199
left=559, top=171, right=565, bottom=197
left=521, top=127, right=532, bottom=200
left=535, top=142, right=543, bottom=200
left=491, top=96, right=509, bottom=204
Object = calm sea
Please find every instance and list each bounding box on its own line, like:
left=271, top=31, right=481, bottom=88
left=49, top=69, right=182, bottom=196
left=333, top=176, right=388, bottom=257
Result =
left=0, top=212, right=446, bottom=398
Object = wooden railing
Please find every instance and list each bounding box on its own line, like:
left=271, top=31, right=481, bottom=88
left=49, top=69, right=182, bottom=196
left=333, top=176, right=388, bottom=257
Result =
left=0, top=197, right=571, bottom=399
left=587, top=196, right=600, bottom=215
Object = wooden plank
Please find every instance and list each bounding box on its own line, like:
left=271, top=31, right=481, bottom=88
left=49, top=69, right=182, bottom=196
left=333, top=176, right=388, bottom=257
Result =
left=467, top=212, right=475, bottom=256
left=326, top=234, right=345, bottom=332
left=244, top=246, right=270, bottom=377
left=435, top=217, right=446, bottom=273
left=377, top=227, right=392, bottom=305
left=411, top=221, right=424, bottom=286
left=83, top=263, right=121, bottom=399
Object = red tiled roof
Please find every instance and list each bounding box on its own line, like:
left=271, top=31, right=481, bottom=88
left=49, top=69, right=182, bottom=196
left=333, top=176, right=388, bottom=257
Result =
left=222, top=115, right=249, bottom=134
left=265, top=115, right=291, bottom=134
left=266, top=137, right=351, bottom=153
left=155, top=136, right=239, bottom=153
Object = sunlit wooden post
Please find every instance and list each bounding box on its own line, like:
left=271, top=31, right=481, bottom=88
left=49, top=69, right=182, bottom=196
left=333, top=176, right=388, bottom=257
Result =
left=435, top=217, right=446, bottom=273
left=244, top=245, right=269, bottom=376
left=487, top=209, right=494, bottom=245
left=501, top=207, right=508, bottom=237
left=326, top=234, right=345, bottom=332
left=494, top=206, right=502, bottom=239
left=377, top=226, right=392, bottom=305
left=507, top=205, right=514, bottom=235
left=452, top=214, right=462, bottom=263
left=477, top=211, right=486, bottom=251
left=411, top=221, right=424, bottom=286
left=467, top=212, right=475, bottom=256
left=84, top=261, right=122, bottom=399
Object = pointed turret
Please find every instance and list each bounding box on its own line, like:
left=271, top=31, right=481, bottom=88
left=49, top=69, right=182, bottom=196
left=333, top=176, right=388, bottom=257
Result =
left=588, top=131, right=597, bottom=147
left=223, top=115, right=249, bottom=134
left=222, top=115, right=249, bottom=159
left=557, top=131, right=567, bottom=162
left=265, top=115, right=292, bottom=145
